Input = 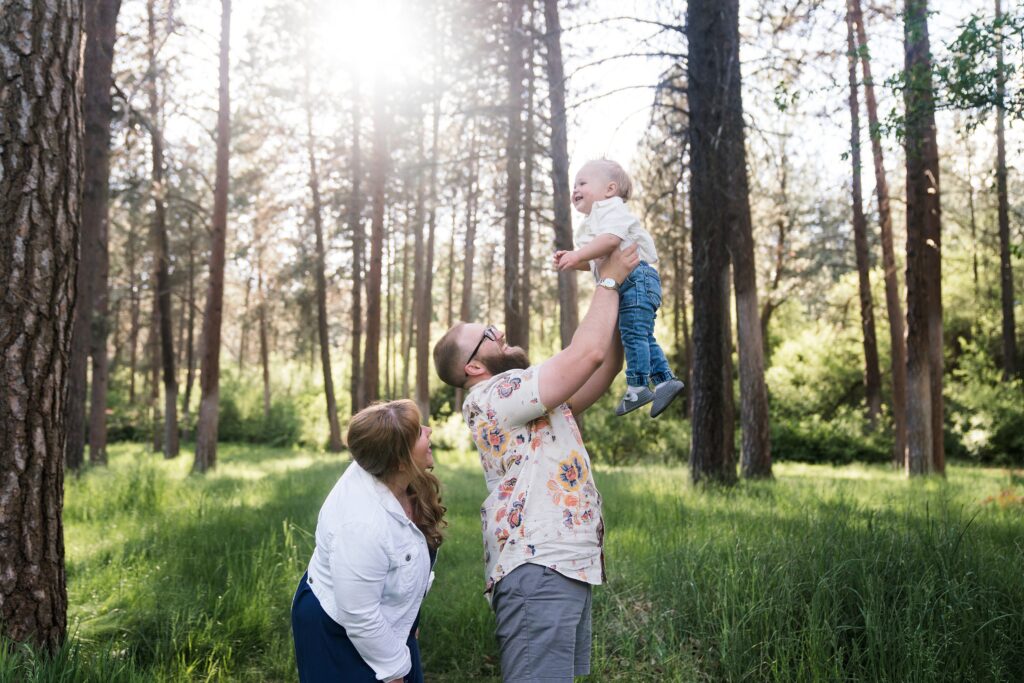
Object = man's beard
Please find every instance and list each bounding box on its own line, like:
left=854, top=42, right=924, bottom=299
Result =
left=481, top=346, right=531, bottom=375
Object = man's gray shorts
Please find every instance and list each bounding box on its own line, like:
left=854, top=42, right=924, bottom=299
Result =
left=491, top=563, right=593, bottom=682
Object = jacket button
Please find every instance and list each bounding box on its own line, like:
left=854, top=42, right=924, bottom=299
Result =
left=405, top=554, right=411, bottom=562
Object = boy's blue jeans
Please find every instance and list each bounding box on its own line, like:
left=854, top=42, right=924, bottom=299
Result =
left=618, top=262, right=675, bottom=387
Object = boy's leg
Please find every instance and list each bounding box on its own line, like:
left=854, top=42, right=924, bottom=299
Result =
left=617, top=303, right=655, bottom=415
left=492, top=564, right=592, bottom=683
left=640, top=268, right=684, bottom=417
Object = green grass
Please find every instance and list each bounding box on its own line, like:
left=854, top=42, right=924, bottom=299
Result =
left=2, top=444, right=1023, bottom=681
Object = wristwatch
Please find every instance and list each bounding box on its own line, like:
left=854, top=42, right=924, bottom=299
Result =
left=596, top=277, right=619, bottom=291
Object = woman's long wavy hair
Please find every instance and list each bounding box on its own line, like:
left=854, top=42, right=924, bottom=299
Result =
left=345, top=400, right=446, bottom=550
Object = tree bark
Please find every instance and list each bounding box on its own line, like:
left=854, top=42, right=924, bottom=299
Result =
left=720, top=4, right=772, bottom=479
left=146, top=0, right=179, bottom=458
left=181, top=215, right=197, bottom=431
left=128, top=220, right=141, bottom=403
left=67, top=0, right=121, bottom=471
left=193, top=0, right=231, bottom=472
left=149, top=290, right=163, bottom=454
left=521, top=0, right=537, bottom=354
left=461, top=122, right=480, bottom=323
left=349, top=76, right=365, bottom=414
left=256, top=233, right=271, bottom=419
left=995, top=0, right=1017, bottom=379
left=542, top=0, right=579, bottom=348
left=503, top=0, right=527, bottom=348
left=304, top=82, right=343, bottom=452
left=415, top=78, right=441, bottom=418
left=845, top=5, right=883, bottom=424
left=364, top=78, right=387, bottom=404
left=903, top=0, right=943, bottom=475
left=0, top=0, right=81, bottom=649
left=851, top=0, right=907, bottom=466
left=686, top=1, right=739, bottom=485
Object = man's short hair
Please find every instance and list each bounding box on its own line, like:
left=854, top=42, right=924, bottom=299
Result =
left=588, top=158, right=633, bottom=201
left=433, top=322, right=468, bottom=388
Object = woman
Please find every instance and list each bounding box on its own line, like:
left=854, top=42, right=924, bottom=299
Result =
left=292, top=400, right=445, bottom=682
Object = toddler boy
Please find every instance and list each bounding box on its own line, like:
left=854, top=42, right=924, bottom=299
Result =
left=554, top=159, right=685, bottom=417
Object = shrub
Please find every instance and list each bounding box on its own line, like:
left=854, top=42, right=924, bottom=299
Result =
left=946, top=338, right=1024, bottom=465
left=770, top=406, right=891, bottom=464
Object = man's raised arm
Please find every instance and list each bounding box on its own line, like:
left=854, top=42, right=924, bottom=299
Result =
left=538, top=244, right=639, bottom=410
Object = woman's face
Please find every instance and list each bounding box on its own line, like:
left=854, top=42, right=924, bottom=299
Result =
left=411, top=425, right=433, bottom=470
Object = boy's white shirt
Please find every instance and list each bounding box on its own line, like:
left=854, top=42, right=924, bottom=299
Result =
left=575, top=196, right=658, bottom=280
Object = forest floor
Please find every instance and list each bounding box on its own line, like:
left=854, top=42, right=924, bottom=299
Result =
left=3, top=443, right=1023, bottom=681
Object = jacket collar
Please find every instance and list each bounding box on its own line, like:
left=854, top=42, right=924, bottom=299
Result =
left=348, top=460, right=416, bottom=527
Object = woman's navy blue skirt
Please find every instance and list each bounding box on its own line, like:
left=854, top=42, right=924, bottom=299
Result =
left=291, top=572, right=423, bottom=683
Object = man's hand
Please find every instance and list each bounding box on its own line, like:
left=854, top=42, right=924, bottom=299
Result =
left=599, top=243, right=640, bottom=283
left=555, top=250, right=584, bottom=272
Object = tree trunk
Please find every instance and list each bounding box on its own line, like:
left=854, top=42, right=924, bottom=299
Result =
left=402, top=194, right=417, bottom=398
left=716, top=3, right=772, bottom=479
left=686, top=1, right=739, bottom=485
left=761, top=145, right=790, bottom=364
left=722, top=265, right=737, bottom=477
left=238, top=275, right=251, bottom=373
left=542, top=0, right=579, bottom=348
left=521, top=0, right=536, bottom=354
left=461, top=122, right=480, bottom=322
left=149, top=285, right=163, bottom=453
left=385, top=218, right=395, bottom=399
left=128, top=221, right=141, bottom=403
left=304, top=86, right=343, bottom=452
left=257, top=241, right=271, bottom=419
left=364, top=78, right=387, bottom=404
left=415, top=76, right=441, bottom=418
left=995, top=0, right=1017, bottom=379
left=349, top=76, right=365, bottom=414
left=503, top=0, right=527, bottom=348
left=193, top=0, right=231, bottom=472
left=181, top=215, right=197, bottom=431
left=146, top=0, right=179, bottom=458
left=852, top=0, right=907, bottom=466
left=903, top=0, right=943, bottom=475
left=845, top=5, right=883, bottom=424
left=0, top=0, right=81, bottom=648
left=67, top=0, right=121, bottom=471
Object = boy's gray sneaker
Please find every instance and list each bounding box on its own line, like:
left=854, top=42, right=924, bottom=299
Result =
left=650, top=379, right=685, bottom=418
left=615, top=386, right=655, bottom=416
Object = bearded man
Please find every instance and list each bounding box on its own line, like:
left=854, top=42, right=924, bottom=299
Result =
left=432, top=244, right=639, bottom=683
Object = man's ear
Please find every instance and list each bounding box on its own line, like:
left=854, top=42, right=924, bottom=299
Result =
left=465, top=360, right=488, bottom=381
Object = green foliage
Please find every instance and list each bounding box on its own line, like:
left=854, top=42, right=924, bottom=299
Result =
left=947, top=338, right=1024, bottom=465
left=935, top=10, right=1024, bottom=120
left=582, top=383, right=691, bottom=465
left=767, top=323, right=866, bottom=421
left=771, top=406, right=891, bottom=465
left=6, top=446, right=1023, bottom=681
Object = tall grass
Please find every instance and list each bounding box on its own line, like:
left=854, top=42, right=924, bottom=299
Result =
left=3, top=445, right=1022, bottom=681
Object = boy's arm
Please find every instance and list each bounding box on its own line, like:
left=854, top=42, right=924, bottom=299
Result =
left=557, top=234, right=622, bottom=271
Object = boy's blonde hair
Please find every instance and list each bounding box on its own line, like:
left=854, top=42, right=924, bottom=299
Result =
left=587, top=159, right=633, bottom=201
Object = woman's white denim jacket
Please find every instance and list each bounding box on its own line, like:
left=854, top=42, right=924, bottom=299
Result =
left=305, top=460, right=434, bottom=681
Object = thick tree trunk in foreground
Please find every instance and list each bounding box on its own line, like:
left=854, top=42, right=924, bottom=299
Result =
left=903, top=0, right=944, bottom=475
left=686, top=1, right=739, bottom=485
left=846, top=6, right=883, bottom=424
left=542, top=0, right=579, bottom=347
left=0, top=0, right=82, bottom=648
left=995, top=0, right=1017, bottom=379
left=146, top=0, right=178, bottom=458
left=194, top=0, right=231, bottom=472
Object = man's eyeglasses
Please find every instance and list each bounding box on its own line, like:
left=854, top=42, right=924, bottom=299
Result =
left=466, top=325, right=499, bottom=367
